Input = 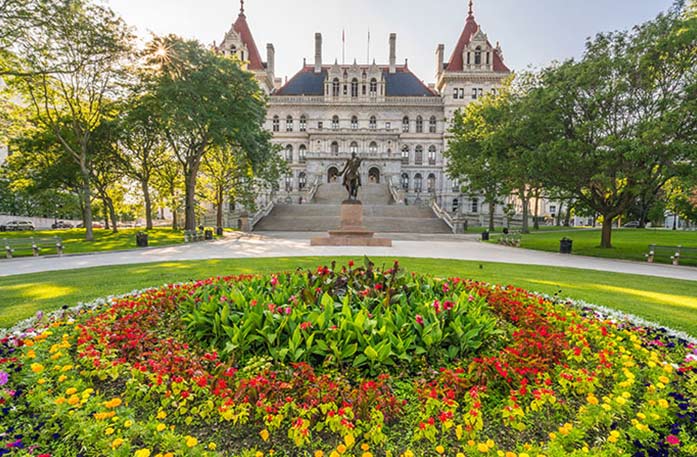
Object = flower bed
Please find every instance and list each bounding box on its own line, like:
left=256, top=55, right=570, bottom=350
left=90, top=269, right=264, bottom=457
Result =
left=1, top=260, right=696, bottom=456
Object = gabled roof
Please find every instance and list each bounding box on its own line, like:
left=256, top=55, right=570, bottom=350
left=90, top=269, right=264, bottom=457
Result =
left=274, top=65, right=438, bottom=97
left=233, top=11, right=264, bottom=71
left=445, top=12, right=510, bottom=73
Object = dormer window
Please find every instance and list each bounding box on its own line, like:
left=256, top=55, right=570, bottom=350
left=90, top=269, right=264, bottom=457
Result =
left=416, top=116, right=424, bottom=134
left=475, top=47, right=482, bottom=65
left=332, top=78, right=340, bottom=97
left=429, top=116, right=437, bottom=133
left=370, top=78, right=378, bottom=95
left=402, top=116, right=410, bottom=133
left=351, top=79, right=359, bottom=98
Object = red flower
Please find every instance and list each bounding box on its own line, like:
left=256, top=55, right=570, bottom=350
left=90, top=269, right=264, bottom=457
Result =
left=666, top=435, right=681, bottom=446
left=416, top=315, right=424, bottom=326
left=348, top=260, right=355, bottom=267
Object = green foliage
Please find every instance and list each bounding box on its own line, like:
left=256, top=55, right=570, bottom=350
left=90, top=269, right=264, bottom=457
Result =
left=182, top=261, right=501, bottom=374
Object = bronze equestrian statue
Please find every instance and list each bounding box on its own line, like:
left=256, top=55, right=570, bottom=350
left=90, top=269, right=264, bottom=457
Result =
left=339, top=152, right=362, bottom=202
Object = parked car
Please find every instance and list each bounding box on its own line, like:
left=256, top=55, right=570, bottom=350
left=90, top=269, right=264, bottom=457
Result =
left=623, top=221, right=641, bottom=228
left=0, top=220, right=36, bottom=232
left=51, top=221, right=74, bottom=229
left=75, top=222, right=105, bottom=229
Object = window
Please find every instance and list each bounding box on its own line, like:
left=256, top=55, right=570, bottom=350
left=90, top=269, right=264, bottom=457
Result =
left=299, top=145, right=307, bottom=163
left=401, top=173, right=409, bottom=190
left=362, top=84, right=366, bottom=96
left=298, top=172, right=307, bottom=190
left=486, top=52, right=490, bottom=65
left=459, top=88, right=465, bottom=99
left=402, top=116, right=410, bottom=133
left=286, top=116, right=294, bottom=132
left=491, top=88, right=497, bottom=96
left=285, top=175, right=293, bottom=192
left=416, top=116, right=424, bottom=133
left=332, top=116, right=339, bottom=130
left=429, top=116, right=437, bottom=133
left=369, top=116, right=377, bottom=130
left=351, top=116, right=358, bottom=130
left=428, top=146, right=437, bottom=165
left=453, top=87, right=459, bottom=99
left=332, top=78, right=340, bottom=97
left=369, top=142, right=378, bottom=155
left=272, top=116, right=280, bottom=132
left=331, top=141, right=339, bottom=156
left=472, top=88, right=478, bottom=100
left=550, top=205, right=557, bottom=215
left=475, top=47, right=482, bottom=65
left=479, top=88, right=484, bottom=98
left=415, top=146, right=423, bottom=165
left=401, top=145, right=410, bottom=164
left=350, top=141, right=358, bottom=154
left=471, top=197, right=479, bottom=213
left=452, top=198, right=460, bottom=213
left=299, top=115, right=307, bottom=132
left=452, top=179, right=460, bottom=193
left=285, top=145, right=293, bottom=162
left=427, top=174, right=436, bottom=193
left=343, top=83, right=348, bottom=96
left=370, top=78, right=378, bottom=95
left=351, top=78, right=359, bottom=98
left=385, top=122, right=391, bottom=129
left=414, top=174, right=423, bottom=192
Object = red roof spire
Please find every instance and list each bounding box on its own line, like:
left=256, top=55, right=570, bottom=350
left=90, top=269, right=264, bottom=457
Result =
left=232, top=1, right=265, bottom=71
left=240, top=0, right=245, bottom=15
left=468, top=0, right=474, bottom=17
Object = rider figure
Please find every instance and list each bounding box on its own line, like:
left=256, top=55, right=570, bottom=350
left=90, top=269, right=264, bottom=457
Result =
left=339, top=152, right=362, bottom=201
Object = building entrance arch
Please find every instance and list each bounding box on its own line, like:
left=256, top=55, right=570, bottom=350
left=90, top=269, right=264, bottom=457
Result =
left=327, top=167, right=340, bottom=183
left=368, top=167, right=381, bottom=184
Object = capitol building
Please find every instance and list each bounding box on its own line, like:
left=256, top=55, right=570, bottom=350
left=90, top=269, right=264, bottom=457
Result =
left=216, top=1, right=524, bottom=232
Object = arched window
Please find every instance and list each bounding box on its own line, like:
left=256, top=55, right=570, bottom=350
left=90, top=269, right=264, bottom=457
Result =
left=369, top=142, right=378, bottom=155
left=369, top=116, right=377, bottom=130
left=350, top=141, right=358, bottom=154
left=286, top=115, right=294, bottom=132
left=351, top=78, right=359, bottom=98
left=401, top=173, right=410, bottom=190
left=402, top=116, right=410, bottom=133
left=285, top=145, right=293, bottom=162
left=429, top=116, right=437, bottom=133
left=272, top=115, right=280, bottom=132
left=351, top=116, right=358, bottom=130
left=332, top=115, right=339, bottom=130
left=331, top=141, right=339, bottom=156
left=332, top=78, right=340, bottom=97
left=401, top=145, right=410, bottom=164
left=452, top=178, right=461, bottom=193
left=452, top=198, right=460, bottom=213
left=427, top=173, right=437, bottom=193
left=414, top=174, right=423, bottom=192
left=415, top=146, right=424, bottom=165
left=475, top=47, right=482, bottom=65
left=471, top=197, right=479, bottom=213
left=370, top=78, right=378, bottom=95
left=299, top=145, right=307, bottom=163
left=299, top=115, right=307, bottom=132
left=416, top=116, right=424, bottom=133
left=428, top=145, right=437, bottom=165
left=285, top=175, right=293, bottom=192
left=298, top=172, right=307, bottom=190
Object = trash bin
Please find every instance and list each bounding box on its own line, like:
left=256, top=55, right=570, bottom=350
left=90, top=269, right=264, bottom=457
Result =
left=481, top=231, right=490, bottom=241
left=136, top=232, right=148, bottom=248
left=503, top=228, right=510, bottom=235
left=205, top=229, right=213, bottom=241
left=216, top=227, right=224, bottom=236
left=560, top=238, right=573, bottom=254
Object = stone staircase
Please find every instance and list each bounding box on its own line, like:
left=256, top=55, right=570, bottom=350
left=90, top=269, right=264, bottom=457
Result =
left=255, top=184, right=452, bottom=234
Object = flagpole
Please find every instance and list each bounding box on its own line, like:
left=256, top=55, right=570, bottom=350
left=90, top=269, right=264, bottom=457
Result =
left=342, top=29, right=345, bottom=64
left=367, top=29, right=370, bottom=63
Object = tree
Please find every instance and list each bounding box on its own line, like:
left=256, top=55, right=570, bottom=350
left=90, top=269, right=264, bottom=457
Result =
left=6, top=0, right=133, bottom=241
left=446, top=87, right=513, bottom=231
left=152, top=152, right=184, bottom=230
left=144, top=36, right=271, bottom=231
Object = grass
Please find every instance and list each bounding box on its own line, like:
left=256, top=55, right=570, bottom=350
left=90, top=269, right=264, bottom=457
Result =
left=491, top=228, right=697, bottom=266
left=466, top=225, right=586, bottom=234
left=0, top=257, right=696, bottom=336
left=0, top=228, right=190, bottom=257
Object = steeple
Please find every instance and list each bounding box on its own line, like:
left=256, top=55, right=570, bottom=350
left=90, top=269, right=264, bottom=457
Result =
left=240, top=0, right=245, bottom=16
left=468, top=0, right=474, bottom=17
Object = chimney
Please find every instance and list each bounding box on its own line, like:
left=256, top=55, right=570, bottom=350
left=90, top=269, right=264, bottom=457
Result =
left=389, top=33, right=397, bottom=74
left=266, top=43, right=275, bottom=77
left=314, top=33, right=322, bottom=73
left=435, top=44, right=444, bottom=78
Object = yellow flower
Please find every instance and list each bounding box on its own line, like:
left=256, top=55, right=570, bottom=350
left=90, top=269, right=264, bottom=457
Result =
left=362, top=453, right=373, bottom=457
left=337, top=444, right=347, bottom=454
left=315, top=451, right=324, bottom=457
left=26, top=350, right=36, bottom=359
left=104, top=398, right=122, bottom=409
left=185, top=436, right=198, bottom=448
left=157, top=411, right=167, bottom=419
left=31, top=363, right=44, bottom=374
left=260, top=429, right=270, bottom=442
left=506, top=453, right=517, bottom=457
left=586, top=394, right=599, bottom=405
left=608, top=430, right=620, bottom=444
left=658, top=399, right=669, bottom=409
left=330, top=452, right=340, bottom=457
left=663, top=364, right=673, bottom=373
left=105, top=427, right=114, bottom=436
left=402, top=451, right=414, bottom=457
left=255, top=452, right=263, bottom=457
left=55, top=397, right=66, bottom=405
left=208, top=443, right=217, bottom=450
left=156, top=423, right=166, bottom=432
left=361, top=444, right=370, bottom=451
left=458, top=453, right=467, bottom=457
left=134, top=450, right=151, bottom=457
left=111, top=438, right=124, bottom=449
left=67, top=395, right=80, bottom=406
left=344, top=434, right=355, bottom=448
left=477, top=442, right=490, bottom=453
left=659, top=375, right=670, bottom=384
left=58, top=375, right=67, bottom=383
left=123, top=420, right=133, bottom=428
left=436, top=445, right=445, bottom=454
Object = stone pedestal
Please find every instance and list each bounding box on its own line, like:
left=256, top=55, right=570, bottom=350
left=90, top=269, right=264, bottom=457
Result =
left=311, top=202, right=392, bottom=247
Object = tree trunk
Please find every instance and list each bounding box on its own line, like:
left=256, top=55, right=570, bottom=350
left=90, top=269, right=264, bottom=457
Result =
left=216, top=187, right=224, bottom=229
left=142, top=180, right=153, bottom=231
left=520, top=189, right=530, bottom=234
left=488, top=201, right=495, bottom=232
left=556, top=202, right=564, bottom=227
left=171, top=206, right=178, bottom=231
left=102, top=198, right=110, bottom=230
left=564, top=205, right=572, bottom=227
left=80, top=167, right=94, bottom=242
left=601, top=216, right=614, bottom=249
left=533, top=194, right=540, bottom=230
left=184, top=160, right=201, bottom=231
left=106, top=196, right=118, bottom=233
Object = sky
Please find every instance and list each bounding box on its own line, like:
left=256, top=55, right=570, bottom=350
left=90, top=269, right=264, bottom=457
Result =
left=106, top=0, right=675, bottom=84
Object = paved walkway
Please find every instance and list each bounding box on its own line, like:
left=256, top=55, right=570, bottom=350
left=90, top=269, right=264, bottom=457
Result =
left=1, top=232, right=696, bottom=281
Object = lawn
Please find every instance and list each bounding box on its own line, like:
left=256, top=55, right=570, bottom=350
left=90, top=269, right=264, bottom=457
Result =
left=493, top=228, right=697, bottom=266
left=0, top=227, right=189, bottom=257
left=1, top=256, right=695, bottom=336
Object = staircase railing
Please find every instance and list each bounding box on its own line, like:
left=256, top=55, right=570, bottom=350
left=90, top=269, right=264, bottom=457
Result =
left=431, top=199, right=456, bottom=233
left=251, top=199, right=275, bottom=229
left=305, top=177, right=320, bottom=203
left=389, top=179, right=405, bottom=205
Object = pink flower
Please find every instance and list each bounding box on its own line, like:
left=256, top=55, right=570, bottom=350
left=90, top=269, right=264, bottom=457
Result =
left=442, top=283, right=450, bottom=293
left=0, top=371, right=8, bottom=387
left=416, top=315, right=424, bottom=326
left=270, top=276, right=278, bottom=287
left=433, top=300, right=441, bottom=314
left=666, top=435, right=680, bottom=446
left=283, top=307, right=292, bottom=315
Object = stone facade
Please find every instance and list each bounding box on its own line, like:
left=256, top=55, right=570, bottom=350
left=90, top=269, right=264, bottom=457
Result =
left=218, top=1, right=518, bottom=225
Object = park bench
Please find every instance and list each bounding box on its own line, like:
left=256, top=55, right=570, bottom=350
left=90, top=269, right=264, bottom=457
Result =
left=183, top=230, right=206, bottom=243
left=645, top=245, right=697, bottom=266
left=498, top=232, right=522, bottom=248
left=3, top=237, right=64, bottom=259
